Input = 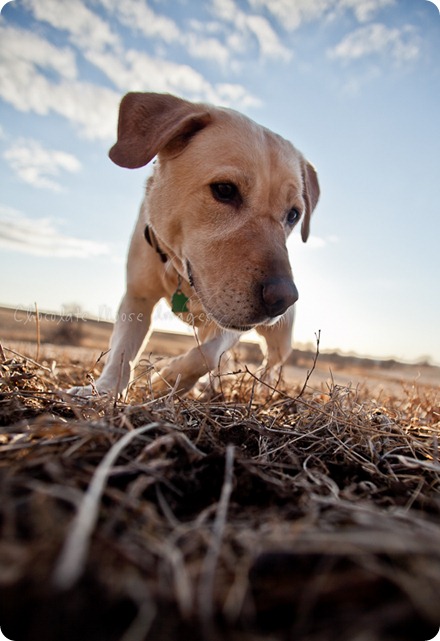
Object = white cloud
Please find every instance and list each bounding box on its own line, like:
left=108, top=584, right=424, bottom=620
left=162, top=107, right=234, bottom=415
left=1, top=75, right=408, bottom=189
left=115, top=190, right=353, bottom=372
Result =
left=93, top=0, right=180, bottom=43
left=211, top=0, right=292, bottom=61
left=189, top=19, right=224, bottom=35
left=245, top=15, right=292, bottom=61
left=91, top=0, right=244, bottom=71
left=44, top=80, right=121, bottom=140
left=249, top=0, right=396, bottom=29
left=0, top=205, right=110, bottom=258
left=23, top=0, right=119, bottom=52
left=4, top=139, right=81, bottom=191
left=84, top=47, right=260, bottom=108
left=249, top=0, right=332, bottom=31
left=337, top=0, right=395, bottom=23
left=184, top=33, right=231, bottom=67
left=0, top=11, right=258, bottom=141
left=87, top=47, right=193, bottom=93
left=210, top=0, right=240, bottom=22
left=215, top=83, right=261, bottom=109
left=98, top=0, right=290, bottom=66
left=93, top=0, right=245, bottom=70
left=0, top=25, right=121, bottom=140
left=328, top=23, right=420, bottom=63
left=0, top=24, right=77, bottom=84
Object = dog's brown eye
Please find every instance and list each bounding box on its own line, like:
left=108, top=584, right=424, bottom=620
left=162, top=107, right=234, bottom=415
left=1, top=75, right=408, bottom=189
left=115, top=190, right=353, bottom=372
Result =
left=210, top=182, right=240, bottom=205
left=287, top=208, right=301, bottom=226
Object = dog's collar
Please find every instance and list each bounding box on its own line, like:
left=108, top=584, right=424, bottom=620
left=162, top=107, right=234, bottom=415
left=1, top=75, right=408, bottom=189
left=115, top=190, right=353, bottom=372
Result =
left=144, top=224, right=168, bottom=263
left=144, top=224, right=195, bottom=303
left=144, top=224, right=195, bottom=287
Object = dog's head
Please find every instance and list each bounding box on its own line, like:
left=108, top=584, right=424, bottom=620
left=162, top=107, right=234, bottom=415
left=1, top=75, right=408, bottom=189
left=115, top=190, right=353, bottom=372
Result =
left=110, top=92, right=320, bottom=331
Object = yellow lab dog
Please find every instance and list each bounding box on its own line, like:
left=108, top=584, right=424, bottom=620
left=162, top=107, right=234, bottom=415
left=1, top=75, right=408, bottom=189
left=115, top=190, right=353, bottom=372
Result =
left=71, top=92, right=320, bottom=397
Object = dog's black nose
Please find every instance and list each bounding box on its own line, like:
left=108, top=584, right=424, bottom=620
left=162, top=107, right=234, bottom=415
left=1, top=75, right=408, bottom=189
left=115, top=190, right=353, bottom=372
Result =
left=261, top=277, right=298, bottom=317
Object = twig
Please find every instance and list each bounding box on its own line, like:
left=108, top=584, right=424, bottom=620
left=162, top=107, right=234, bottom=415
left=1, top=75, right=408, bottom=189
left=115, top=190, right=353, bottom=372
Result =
left=2, top=346, right=52, bottom=372
left=198, top=444, right=235, bottom=630
left=119, top=578, right=156, bottom=641
left=114, top=350, right=125, bottom=408
left=96, top=349, right=111, bottom=364
left=52, top=422, right=162, bottom=591
left=295, top=329, right=321, bottom=399
left=34, top=302, right=41, bottom=362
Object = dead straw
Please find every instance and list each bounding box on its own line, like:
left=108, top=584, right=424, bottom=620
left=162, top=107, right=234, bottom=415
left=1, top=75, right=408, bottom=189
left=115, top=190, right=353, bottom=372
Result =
left=0, top=343, right=439, bottom=640
left=34, top=302, right=41, bottom=362
left=198, top=444, right=235, bottom=627
left=52, top=421, right=163, bottom=590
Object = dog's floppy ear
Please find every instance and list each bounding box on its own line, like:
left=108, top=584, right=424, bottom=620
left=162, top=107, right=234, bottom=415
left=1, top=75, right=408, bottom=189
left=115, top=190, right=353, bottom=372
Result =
left=300, top=159, right=320, bottom=243
left=109, top=92, right=212, bottom=169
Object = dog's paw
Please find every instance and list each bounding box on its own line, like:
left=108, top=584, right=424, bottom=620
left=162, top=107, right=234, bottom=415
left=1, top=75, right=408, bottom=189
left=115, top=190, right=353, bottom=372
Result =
left=65, top=384, right=94, bottom=397
left=150, top=360, right=200, bottom=397
left=149, top=373, right=172, bottom=396
left=192, top=374, right=224, bottom=400
left=254, top=365, right=284, bottom=395
left=64, top=383, right=116, bottom=399
left=150, top=369, right=187, bottom=396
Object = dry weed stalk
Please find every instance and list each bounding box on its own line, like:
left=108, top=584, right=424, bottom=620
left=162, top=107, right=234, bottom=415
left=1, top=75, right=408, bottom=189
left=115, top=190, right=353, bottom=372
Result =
left=0, top=342, right=439, bottom=640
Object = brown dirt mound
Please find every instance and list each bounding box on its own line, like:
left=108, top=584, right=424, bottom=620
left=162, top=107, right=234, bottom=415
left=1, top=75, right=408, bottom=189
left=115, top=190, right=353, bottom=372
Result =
left=0, top=343, right=439, bottom=641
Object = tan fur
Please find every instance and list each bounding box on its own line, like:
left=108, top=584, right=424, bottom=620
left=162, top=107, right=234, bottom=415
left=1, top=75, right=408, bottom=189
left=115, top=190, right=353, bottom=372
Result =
left=70, top=92, right=320, bottom=397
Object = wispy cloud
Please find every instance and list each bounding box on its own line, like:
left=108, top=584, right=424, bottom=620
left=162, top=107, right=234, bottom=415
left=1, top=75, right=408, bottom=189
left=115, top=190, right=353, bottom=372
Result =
left=328, top=23, right=420, bottom=63
left=4, top=139, right=81, bottom=191
left=289, top=233, right=339, bottom=250
left=0, top=20, right=78, bottom=82
left=0, top=0, right=422, bottom=146
left=248, top=0, right=395, bottom=30
left=184, top=32, right=232, bottom=68
left=211, top=0, right=292, bottom=61
left=0, top=205, right=109, bottom=258
left=249, top=0, right=332, bottom=31
left=337, top=0, right=396, bottom=23
left=0, top=25, right=121, bottom=140
left=22, top=0, right=119, bottom=52
left=86, top=47, right=261, bottom=108
left=93, top=0, right=180, bottom=44
left=90, top=0, right=263, bottom=102
left=245, top=14, right=292, bottom=61
left=0, top=1, right=260, bottom=141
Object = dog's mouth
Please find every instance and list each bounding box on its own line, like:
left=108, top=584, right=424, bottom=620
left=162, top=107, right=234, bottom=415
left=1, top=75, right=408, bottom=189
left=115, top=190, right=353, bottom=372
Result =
left=187, top=259, right=244, bottom=329
left=186, top=260, right=195, bottom=288
left=222, top=322, right=255, bottom=332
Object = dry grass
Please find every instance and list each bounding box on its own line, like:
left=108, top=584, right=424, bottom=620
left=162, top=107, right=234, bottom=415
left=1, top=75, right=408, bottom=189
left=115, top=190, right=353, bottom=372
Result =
left=0, top=341, right=439, bottom=641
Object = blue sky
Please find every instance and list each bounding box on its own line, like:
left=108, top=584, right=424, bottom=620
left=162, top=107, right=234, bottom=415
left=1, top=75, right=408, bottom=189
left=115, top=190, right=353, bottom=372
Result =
left=0, top=0, right=439, bottom=364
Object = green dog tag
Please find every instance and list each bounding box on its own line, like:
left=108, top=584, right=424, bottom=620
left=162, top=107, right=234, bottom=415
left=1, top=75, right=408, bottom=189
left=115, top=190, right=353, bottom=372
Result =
left=171, top=289, right=189, bottom=313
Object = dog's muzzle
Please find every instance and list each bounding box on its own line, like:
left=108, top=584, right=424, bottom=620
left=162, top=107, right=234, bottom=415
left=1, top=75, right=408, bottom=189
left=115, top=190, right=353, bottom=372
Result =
left=186, top=260, right=298, bottom=330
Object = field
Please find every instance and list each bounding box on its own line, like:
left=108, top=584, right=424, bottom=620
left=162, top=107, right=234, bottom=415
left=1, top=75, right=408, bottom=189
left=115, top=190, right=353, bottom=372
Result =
left=0, top=305, right=439, bottom=641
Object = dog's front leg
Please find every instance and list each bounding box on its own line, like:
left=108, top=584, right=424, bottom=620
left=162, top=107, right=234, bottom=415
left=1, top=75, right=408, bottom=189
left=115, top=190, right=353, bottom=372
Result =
left=256, top=306, right=295, bottom=387
left=69, top=293, right=155, bottom=397
left=150, top=330, right=239, bottom=395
